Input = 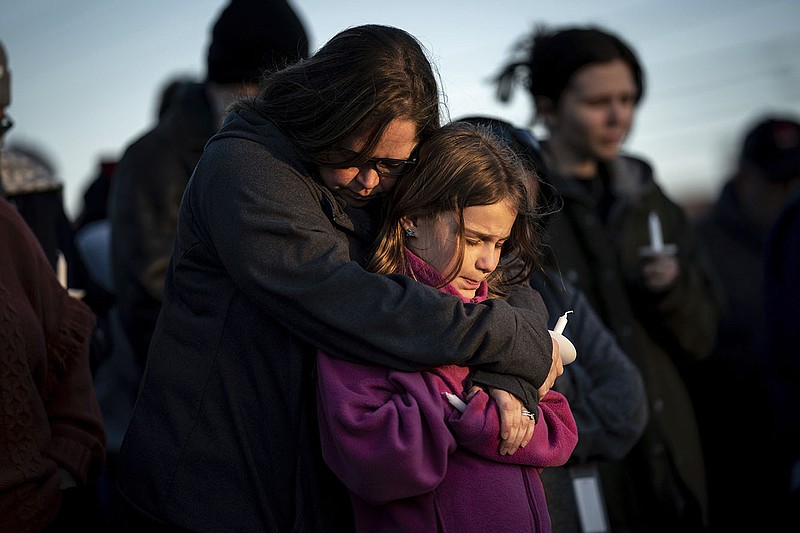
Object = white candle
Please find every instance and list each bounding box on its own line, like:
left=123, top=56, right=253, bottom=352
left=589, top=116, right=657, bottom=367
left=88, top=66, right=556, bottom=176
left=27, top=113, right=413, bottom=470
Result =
left=444, top=392, right=467, bottom=413
left=554, top=310, right=573, bottom=334
left=648, top=211, right=664, bottom=252
left=57, top=252, right=68, bottom=288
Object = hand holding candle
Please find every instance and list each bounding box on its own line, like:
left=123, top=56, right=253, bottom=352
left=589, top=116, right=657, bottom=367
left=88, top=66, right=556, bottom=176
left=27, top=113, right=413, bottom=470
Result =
left=639, top=210, right=677, bottom=257
left=549, top=310, right=576, bottom=365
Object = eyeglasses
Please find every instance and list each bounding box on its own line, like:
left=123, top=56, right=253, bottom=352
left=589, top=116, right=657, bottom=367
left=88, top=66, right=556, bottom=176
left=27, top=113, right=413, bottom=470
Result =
left=357, top=156, right=417, bottom=177
left=319, top=148, right=418, bottom=177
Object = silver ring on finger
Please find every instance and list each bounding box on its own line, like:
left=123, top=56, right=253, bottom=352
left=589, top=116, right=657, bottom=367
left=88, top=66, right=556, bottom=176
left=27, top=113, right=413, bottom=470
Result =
left=521, top=410, right=535, bottom=421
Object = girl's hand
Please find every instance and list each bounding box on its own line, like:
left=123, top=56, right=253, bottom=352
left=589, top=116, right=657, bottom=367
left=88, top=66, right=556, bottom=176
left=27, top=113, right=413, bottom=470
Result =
left=468, top=385, right=535, bottom=455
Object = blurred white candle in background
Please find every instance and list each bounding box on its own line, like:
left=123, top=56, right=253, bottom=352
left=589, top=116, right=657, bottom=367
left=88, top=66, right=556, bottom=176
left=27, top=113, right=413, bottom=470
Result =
left=554, top=310, right=573, bottom=334
left=648, top=211, right=664, bottom=252
left=57, top=251, right=68, bottom=288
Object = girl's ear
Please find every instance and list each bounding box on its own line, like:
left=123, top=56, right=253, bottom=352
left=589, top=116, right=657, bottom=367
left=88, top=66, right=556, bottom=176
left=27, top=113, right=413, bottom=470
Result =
left=400, top=215, right=416, bottom=231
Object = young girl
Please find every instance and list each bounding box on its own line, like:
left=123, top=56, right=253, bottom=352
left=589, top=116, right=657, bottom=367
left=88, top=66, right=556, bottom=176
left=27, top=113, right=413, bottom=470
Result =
left=316, top=121, right=578, bottom=533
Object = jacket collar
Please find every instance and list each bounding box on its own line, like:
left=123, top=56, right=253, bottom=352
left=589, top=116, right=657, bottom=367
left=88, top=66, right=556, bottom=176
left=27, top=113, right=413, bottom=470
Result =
left=404, top=249, right=488, bottom=303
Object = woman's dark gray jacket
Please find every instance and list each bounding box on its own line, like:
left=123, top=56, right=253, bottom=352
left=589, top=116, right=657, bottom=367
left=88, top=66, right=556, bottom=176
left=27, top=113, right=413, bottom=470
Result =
left=116, top=110, right=553, bottom=532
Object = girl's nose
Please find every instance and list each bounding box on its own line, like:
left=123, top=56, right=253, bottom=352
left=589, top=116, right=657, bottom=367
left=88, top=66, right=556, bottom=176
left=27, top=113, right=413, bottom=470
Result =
left=476, top=248, right=499, bottom=273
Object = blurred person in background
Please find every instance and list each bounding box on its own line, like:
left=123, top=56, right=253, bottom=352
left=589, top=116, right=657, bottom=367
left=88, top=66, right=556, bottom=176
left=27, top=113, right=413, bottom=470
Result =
left=72, top=77, right=200, bottom=380
left=0, top=37, right=106, bottom=533
left=763, top=183, right=800, bottom=528
left=694, top=115, right=800, bottom=531
left=493, top=24, right=723, bottom=532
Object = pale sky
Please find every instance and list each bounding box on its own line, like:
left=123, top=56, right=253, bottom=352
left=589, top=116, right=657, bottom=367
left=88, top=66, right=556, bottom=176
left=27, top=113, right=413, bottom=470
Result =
left=2, top=0, right=799, bottom=217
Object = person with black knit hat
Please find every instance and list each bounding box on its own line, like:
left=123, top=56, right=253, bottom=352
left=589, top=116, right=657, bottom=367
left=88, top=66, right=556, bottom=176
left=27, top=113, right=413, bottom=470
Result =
left=206, top=0, right=309, bottom=86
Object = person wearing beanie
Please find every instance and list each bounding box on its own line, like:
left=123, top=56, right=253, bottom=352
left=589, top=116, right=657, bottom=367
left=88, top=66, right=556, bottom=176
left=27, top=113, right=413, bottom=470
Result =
left=205, top=0, right=309, bottom=128
left=740, top=117, right=800, bottom=187
left=101, top=2, right=308, bottom=525
left=206, top=0, right=309, bottom=85
left=694, top=114, right=800, bottom=531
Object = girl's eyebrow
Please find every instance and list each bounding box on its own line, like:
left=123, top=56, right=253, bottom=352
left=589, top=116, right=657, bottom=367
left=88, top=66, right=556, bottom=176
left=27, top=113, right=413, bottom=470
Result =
left=465, top=228, right=510, bottom=240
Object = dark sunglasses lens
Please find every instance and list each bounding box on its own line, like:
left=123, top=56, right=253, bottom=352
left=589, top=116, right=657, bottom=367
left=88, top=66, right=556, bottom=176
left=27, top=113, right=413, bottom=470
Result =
left=375, top=160, right=415, bottom=176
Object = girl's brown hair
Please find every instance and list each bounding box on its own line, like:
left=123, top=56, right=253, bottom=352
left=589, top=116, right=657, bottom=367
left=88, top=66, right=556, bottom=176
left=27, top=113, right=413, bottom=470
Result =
left=368, top=121, right=543, bottom=297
